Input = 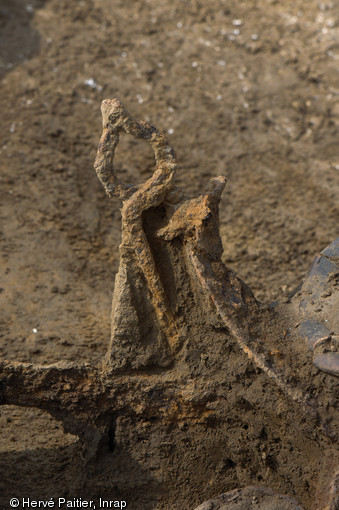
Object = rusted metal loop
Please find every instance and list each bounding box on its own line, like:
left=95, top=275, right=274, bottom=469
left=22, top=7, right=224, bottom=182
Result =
left=94, top=98, right=177, bottom=201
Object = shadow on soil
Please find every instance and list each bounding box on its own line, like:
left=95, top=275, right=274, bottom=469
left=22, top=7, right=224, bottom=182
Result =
left=0, top=442, right=160, bottom=509
left=0, top=0, right=48, bottom=78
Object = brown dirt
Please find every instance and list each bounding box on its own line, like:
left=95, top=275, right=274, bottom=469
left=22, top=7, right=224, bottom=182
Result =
left=0, top=0, right=338, bottom=509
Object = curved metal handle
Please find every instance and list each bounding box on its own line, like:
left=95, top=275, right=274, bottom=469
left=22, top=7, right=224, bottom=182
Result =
left=94, top=98, right=177, bottom=201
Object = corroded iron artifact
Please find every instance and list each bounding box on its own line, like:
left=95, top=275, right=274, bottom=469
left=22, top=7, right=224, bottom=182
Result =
left=0, top=99, right=338, bottom=509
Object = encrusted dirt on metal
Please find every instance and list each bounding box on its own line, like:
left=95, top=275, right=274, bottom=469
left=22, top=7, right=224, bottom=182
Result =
left=0, top=98, right=338, bottom=510
left=1, top=1, right=339, bottom=510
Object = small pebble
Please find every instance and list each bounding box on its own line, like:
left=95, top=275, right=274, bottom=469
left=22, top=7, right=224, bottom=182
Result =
left=326, top=19, right=335, bottom=28
left=84, top=78, right=103, bottom=91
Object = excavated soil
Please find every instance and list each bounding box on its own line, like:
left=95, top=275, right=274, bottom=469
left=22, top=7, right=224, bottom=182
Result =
left=0, top=0, right=339, bottom=509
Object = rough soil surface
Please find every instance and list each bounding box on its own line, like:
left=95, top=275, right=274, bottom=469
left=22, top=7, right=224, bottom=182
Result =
left=0, top=1, right=339, bottom=509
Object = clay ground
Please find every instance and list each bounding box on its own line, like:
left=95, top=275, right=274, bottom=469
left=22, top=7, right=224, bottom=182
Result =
left=0, top=0, right=338, bottom=509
